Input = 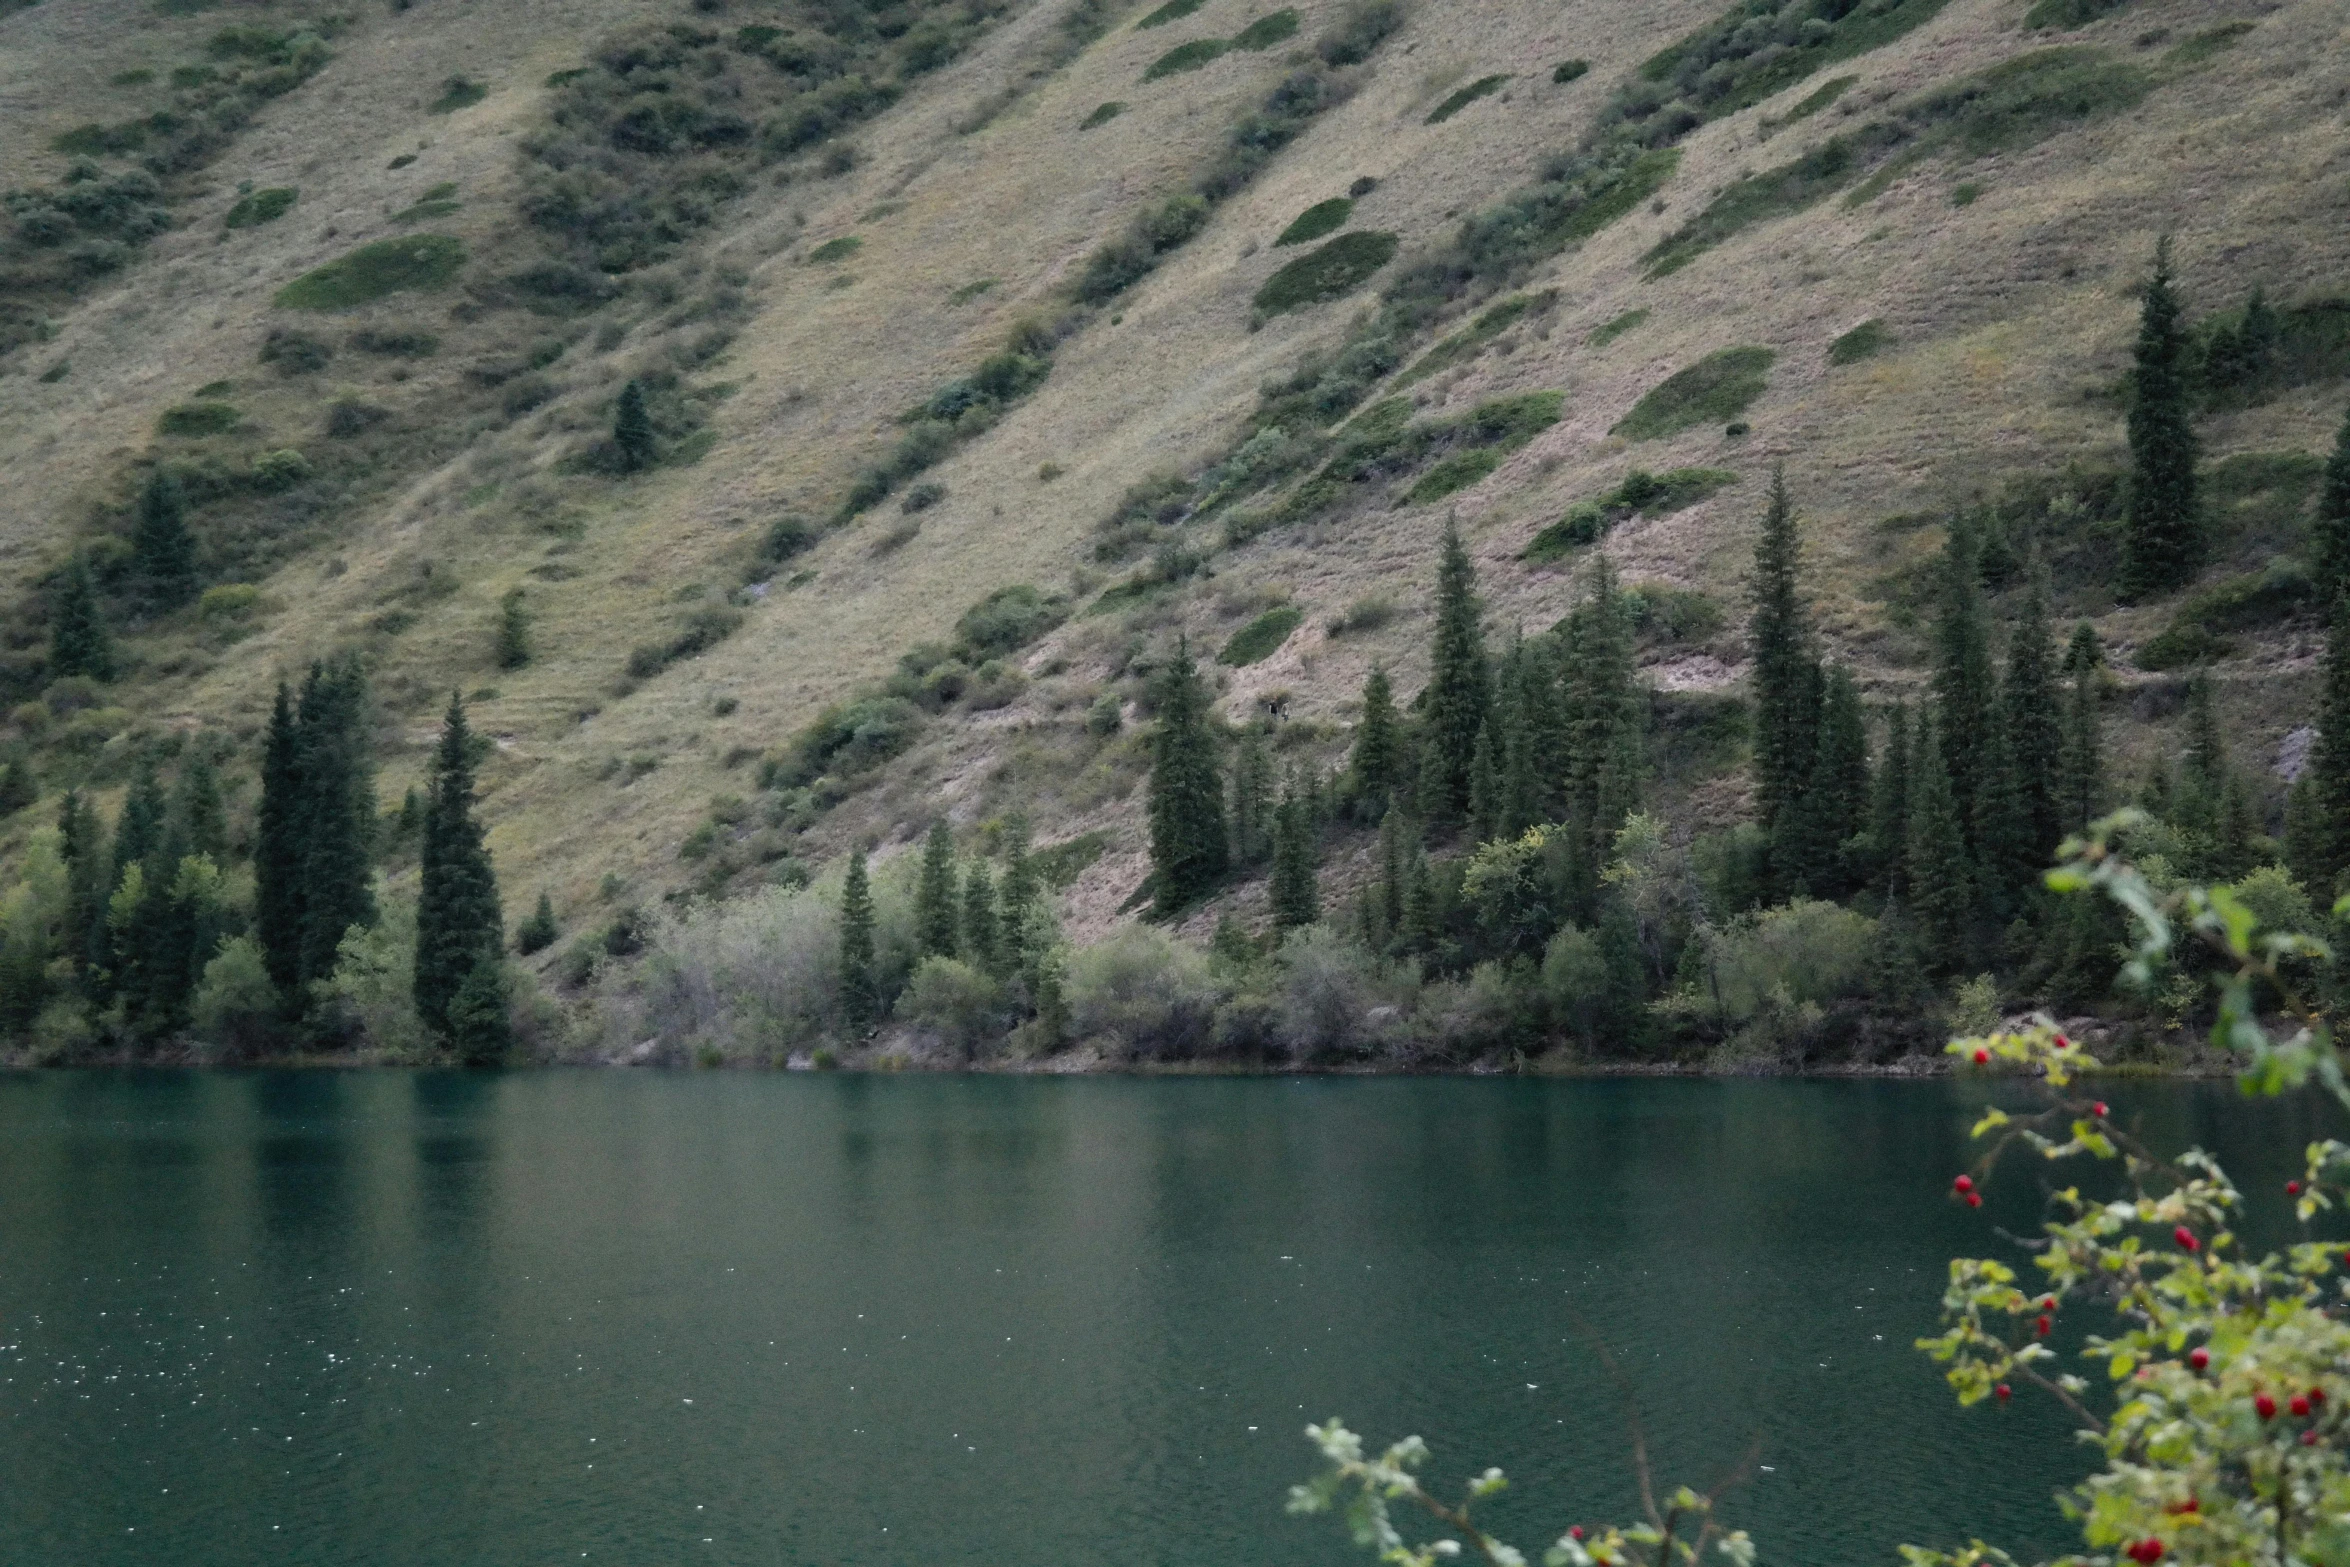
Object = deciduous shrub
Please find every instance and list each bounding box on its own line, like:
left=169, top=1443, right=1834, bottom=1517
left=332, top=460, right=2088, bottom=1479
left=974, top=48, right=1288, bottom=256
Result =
left=1612, top=347, right=1774, bottom=440
left=1067, top=925, right=1216, bottom=1058
left=274, top=235, right=466, bottom=309
left=1253, top=230, right=1398, bottom=316
left=1275, top=197, right=1352, bottom=247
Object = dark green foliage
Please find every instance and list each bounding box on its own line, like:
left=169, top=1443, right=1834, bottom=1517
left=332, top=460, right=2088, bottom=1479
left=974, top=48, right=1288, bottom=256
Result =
left=2007, top=580, right=2063, bottom=862
left=1906, top=713, right=1974, bottom=961
left=2023, top=0, right=2128, bottom=26
left=1147, top=639, right=1229, bottom=914
left=1275, top=198, right=1353, bottom=248
left=1079, top=101, right=1126, bottom=129
left=48, top=557, right=116, bottom=682
left=223, top=187, right=297, bottom=229
left=613, top=379, right=656, bottom=473
left=1421, top=524, right=1491, bottom=825
left=1553, top=59, right=1590, bottom=84
left=264, top=660, right=379, bottom=998
left=115, top=763, right=167, bottom=876
left=1350, top=666, right=1405, bottom=817
left=807, top=235, right=862, bottom=264
left=1590, top=310, right=1649, bottom=349
left=2136, top=559, right=2315, bottom=669
left=2122, top=239, right=2202, bottom=600
left=157, top=401, right=240, bottom=436
left=516, top=891, right=559, bottom=956
left=1230, top=733, right=1273, bottom=866
left=1525, top=469, right=1736, bottom=562
left=1970, top=684, right=2033, bottom=917
left=258, top=327, right=332, bottom=375
left=1253, top=231, right=1399, bottom=317
left=2196, top=296, right=2350, bottom=409
left=962, top=863, right=1000, bottom=975
left=1397, top=292, right=1552, bottom=386
left=1930, top=514, right=1996, bottom=836
left=954, top=584, right=1066, bottom=660
left=134, top=469, right=199, bottom=610
left=625, top=604, right=744, bottom=680
left=999, top=827, right=1038, bottom=967
left=1788, top=665, right=1870, bottom=897
left=1747, top=469, right=1815, bottom=842
left=1136, top=0, right=1203, bottom=27
left=840, top=851, right=878, bottom=1034
left=917, top=820, right=959, bottom=958
left=1426, top=75, right=1509, bottom=125
left=1775, top=74, right=1855, bottom=127
left=254, top=682, right=303, bottom=996
left=773, top=695, right=924, bottom=787
left=428, top=76, right=488, bottom=114
left=2057, top=624, right=2105, bottom=838
left=497, top=587, right=532, bottom=670
left=2315, top=408, right=2350, bottom=608
left=415, top=692, right=503, bottom=1040
left=1870, top=702, right=1912, bottom=897
left=274, top=235, right=466, bottom=310
left=1828, top=319, right=1894, bottom=365
left=0, top=749, right=35, bottom=819
left=1269, top=777, right=1319, bottom=929
left=447, top=953, right=512, bottom=1066
left=173, top=749, right=226, bottom=863
left=390, top=183, right=462, bottom=225
left=1231, top=10, right=1299, bottom=49
left=1612, top=348, right=1774, bottom=440
left=1143, top=38, right=1227, bottom=79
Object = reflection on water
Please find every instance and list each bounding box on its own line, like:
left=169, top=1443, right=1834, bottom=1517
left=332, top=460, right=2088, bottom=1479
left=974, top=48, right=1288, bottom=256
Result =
left=0, top=1072, right=2337, bottom=1567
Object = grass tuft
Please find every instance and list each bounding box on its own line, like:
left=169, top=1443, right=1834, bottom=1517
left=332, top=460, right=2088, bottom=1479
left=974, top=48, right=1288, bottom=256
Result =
left=1274, top=198, right=1352, bottom=248
left=1612, top=348, right=1774, bottom=441
left=1079, top=101, right=1126, bottom=129
left=274, top=235, right=466, bottom=310
left=1252, top=231, right=1398, bottom=316
left=1426, top=74, right=1509, bottom=125
left=1144, top=37, right=1228, bottom=79
left=1589, top=308, right=1648, bottom=348
left=1828, top=319, right=1894, bottom=365
left=1218, top=605, right=1304, bottom=666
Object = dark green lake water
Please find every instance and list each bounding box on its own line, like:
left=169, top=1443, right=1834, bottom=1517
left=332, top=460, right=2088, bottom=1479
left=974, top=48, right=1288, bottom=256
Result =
left=0, top=1073, right=2336, bottom=1567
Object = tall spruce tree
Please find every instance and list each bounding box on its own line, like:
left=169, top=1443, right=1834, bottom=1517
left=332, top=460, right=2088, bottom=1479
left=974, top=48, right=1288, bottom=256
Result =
left=296, top=660, right=377, bottom=988
left=2057, top=626, right=2106, bottom=838
left=2177, top=672, right=2228, bottom=843
left=446, top=953, right=513, bottom=1067
left=49, top=557, right=116, bottom=683
left=2120, top=238, right=2203, bottom=600
left=1350, top=666, right=1405, bottom=817
left=1467, top=720, right=1502, bottom=843
left=1908, top=711, right=1976, bottom=961
left=1269, top=776, right=1319, bottom=930
left=414, top=693, right=504, bottom=1040
left=1971, top=684, right=2035, bottom=919
left=999, top=821, right=1038, bottom=968
left=1931, top=513, right=1998, bottom=839
left=2303, top=596, right=2350, bottom=897
left=916, top=820, right=959, bottom=958
left=1869, top=701, right=1912, bottom=897
left=839, top=850, right=878, bottom=1034
left=134, top=469, right=198, bottom=610
left=1748, top=466, right=1818, bottom=844
left=1147, top=637, right=1228, bottom=913
left=2007, top=579, right=2063, bottom=862
left=254, top=681, right=306, bottom=997
left=173, top=748, right=227, bottom=862
left=962, top=862, right=1000, bottom=975
left=1791, top=665, right=1870, bottom=896
left=614, top=379, right=656, bottom=473
left=1498, top=653, right=1544, bottom=839
left=1230, top=732, right=1273, bottom=866
left=1421, top=522, right=1491, bottom=825
left=1563, top=558, right=1644, bottom=853
left=115, top=762, right=167, bottom=873
left=2316, top=406, right=2350, bottom=607
left=496, top=587, right=533, bottom=671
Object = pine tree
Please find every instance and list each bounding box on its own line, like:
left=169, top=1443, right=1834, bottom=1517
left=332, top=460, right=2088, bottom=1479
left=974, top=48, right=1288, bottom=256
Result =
left=414, top=692, right=503, bottom=1039
left=1908, top=712, right=1975, bottom=962
left=447, top=953, right=512, bottom=1067
left=1931, top=513, right=1997, bottom=838
left=49, top=556, right=116, bottom=682
left=1230, top=732, right=1273, bottom=866
left=1422, top=522, right=1491, bottom=825
left=133, top=469, right=198, bottom=610
left=254, top=681, right=306, bottom=997
left=2006, top=578, right=2063, bottom=862
left=1400, top=848, right=1436, bottom=956
left=2120, top=238, right=2203, bottom=600
left=1269, top=775, right=1319, bottom=930
left=1376, top=809, right=1408, bottom=950
left=1499, top=669, right=1542, bottom=840
left=1350, top=665, right=1405, bottom=817
left=2176, top=672, right=2228, bottom=843
left=962, top=862, right=1000, bottom=974
left=115, top=762, right=167, bottom=873
left=173, top=748, right=227, bottom=863
left=496, top=587, right=532, bottom=671
left=516, top=891, right=560, bottom=955
left=1467, top=719, right=1501, bottom=843
left=297, top=661, right=377, bottom=989
left=2305, top=594, right=2350, bottom=898
left=1563, top=558, right=1644, bottom=849
left=1793, top=665, right=1870, bottom=895
left=59, top=790, right=109, bottom=981
left=1748, top=466, right=1818, bottom=839
left=1869, top=701, right=1912, bottom=897
left=839, top=850, right=878, bottom=1034
left=999, top=822, right=1038, bottom=969
left=916, top=820, right=959, bottom=958
left=2315, top=405, right=2350, bottom=607
left=614, top=379, right=656, bottom=473
left=1147, top=637, right=1228, bottom=913
left=1971, top=685, right=2035, bottom=918
left=2057, top=632, right=2106, bottom=838
left=0, top=747, right=35, bottom=818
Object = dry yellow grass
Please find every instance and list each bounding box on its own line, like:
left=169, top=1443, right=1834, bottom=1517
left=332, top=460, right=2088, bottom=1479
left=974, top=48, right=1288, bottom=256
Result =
left=4, top=0, right=2350, bottom=945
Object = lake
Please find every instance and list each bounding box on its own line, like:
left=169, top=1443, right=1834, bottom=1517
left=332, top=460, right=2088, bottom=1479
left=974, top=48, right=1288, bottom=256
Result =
left=0, top=1072, right=2336, bottom=1567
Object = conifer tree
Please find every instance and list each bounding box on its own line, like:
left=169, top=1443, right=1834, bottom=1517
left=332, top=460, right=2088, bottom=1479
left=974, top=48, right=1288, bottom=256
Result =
left=2007, top=579, right=2063, bottom=861
left=962, top=862, right=1000, bottom=974
left=516, top=891, right=560, bottom=956
left=1400, top=848, right=1436, bottom=956
left=496, top=587, right=532, bottom=671
left=839, top=850, right=878, bottom=1034
left=614, top=379, right=656, bottom=473
left=999, top=822, right=1038, bottom=968
left=1375, top=810, right=1408, bottom=949
left=2176, top=672, right=2228, bottom=843
left=0, top=747, right=35, bottom=818
left=1748, top=466, right=1818, bottom=841
left=133, top=469, right=198, bottom=610
left=1907, top=712, right=1975, bottom=961
left=2057, top=629, right=2106, bottom=838
left=1421, top=522, right=1491, bottom=825
left=1467, top=720, right=1501, bottom=844
left=1931, top=514, right=1997, bottom=838
left=1869, top=701, right=1912, bottom=898
left=1269, top=776, right=1320, bottom=931
left=59, top=790, right=109, bottom=980
left=414, top=692, right=504, bottom=1040
left=1563, top=559, right=1644, bottom=847
left=916, top=820, right=959, bottom=958
left=49, top=556, right=116, bottom=683
left=173, top=748, right=227, bottom=863
left=447, top=953, right=513, bottom=1066
left=2300, top=594, right=2350, bottom=898
left=1350, top=665, right=1405, bottom=817
left=2315, top=406, right=2350, bottom=607
left=2120, top=238, right=2203, bottom=600
left=1498, top=663, right=1543, bottom=839
left=1971, top=685, right=2035, bottom=919
left=1230, top=732, right=1273, bottom=866
left=1147, top=637, right=1228, bottom=913
left=1793, top=665, right=1870, bottom=895
left=297, top=660, right=377, bottom=989
left=254, top=681, right=306, bottom=997
left=115, top=762, right=167, bottom=874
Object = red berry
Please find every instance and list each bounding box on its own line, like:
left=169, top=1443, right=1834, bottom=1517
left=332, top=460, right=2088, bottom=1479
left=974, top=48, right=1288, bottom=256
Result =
left=2174, top=1226, right=2200, bottom=1252
left=2310, top=1387, right=2327, bottom=1407
left=2094, top=1102, right=2110, bottom=1117
left=2258, top=1393, right=2279, bottom=1420
left=2289, top=1181, right=2303, bottom=1196
left=2293, top=1395, right=2313, bottom=1417
left=1973, top=1047, right=1991, bottom=1065
left=2128, top=1541, right=2164, bottom=1565
left=1995, top=1383, right=2012, bottom=1402
left=2189, top=1348, right=2210, bottom=1371
left=2303, top=1429, right=2321, bottom=1447
left=2036, top=1315, right=2053, bottom=1338
left=1965, top=1191, right=1983, bottom=1208
left=1954, top=1174, right=1975, bottom=1193
left=2053, top=1033, right=2070, bottom=1049
left=1570, top=1527, right=1585, bottom=1542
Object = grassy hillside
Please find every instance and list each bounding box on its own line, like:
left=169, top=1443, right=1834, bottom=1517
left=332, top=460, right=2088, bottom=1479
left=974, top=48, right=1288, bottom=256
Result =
left=4, top=0, right=2349, bottom=1062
